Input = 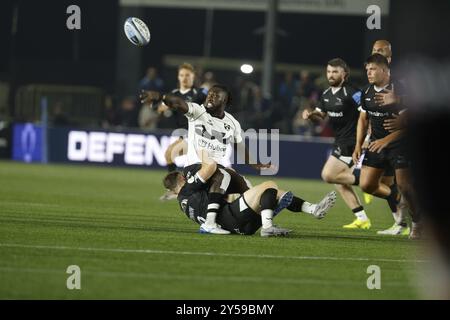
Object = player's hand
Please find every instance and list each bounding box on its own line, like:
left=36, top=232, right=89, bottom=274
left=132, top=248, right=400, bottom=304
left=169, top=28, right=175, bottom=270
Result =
left=368, top=138, right=389, bottom=153
left=157, top=103, right=169, bottom=114
left=140, top=90, right=162, bottom=105
left=374, top=89, right=398, bottom=106
left=383, top=114, right=405, bottom=132
left=302, top=109, right=312, bottom=120
left=352, top=146, right=362, bottom=164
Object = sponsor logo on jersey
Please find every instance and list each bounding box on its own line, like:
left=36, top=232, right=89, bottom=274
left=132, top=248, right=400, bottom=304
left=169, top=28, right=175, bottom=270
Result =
left=197, top=138, right=227, bottom=152
left=327, top=111, right=344, bottom=117
left=367, top=110, right=389, bottom=117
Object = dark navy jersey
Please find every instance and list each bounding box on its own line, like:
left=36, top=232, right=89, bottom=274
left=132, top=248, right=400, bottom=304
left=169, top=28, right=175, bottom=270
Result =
left=171, top=87, right=208, bottom=129
left=359, top=81, right=406, bottom=149
left=316, top=84, right=361, bottom=144
left=177, top=173, right=209, bottom=225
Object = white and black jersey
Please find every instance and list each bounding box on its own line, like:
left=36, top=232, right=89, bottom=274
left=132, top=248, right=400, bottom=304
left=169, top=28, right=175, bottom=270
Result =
left=171, top=87, right=208, bottom=129
left=359, top=81, right=406, bottom=150
left=316, top=84, right=361, bottom=145
left=185, top=102, right=243, bottom=167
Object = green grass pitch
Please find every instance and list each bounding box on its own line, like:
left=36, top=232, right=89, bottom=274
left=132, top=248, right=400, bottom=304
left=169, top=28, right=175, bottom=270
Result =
left=0, top=160, right=423, bottom=299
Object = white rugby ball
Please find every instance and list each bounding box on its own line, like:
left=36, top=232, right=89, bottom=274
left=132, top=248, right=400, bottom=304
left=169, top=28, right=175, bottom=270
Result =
left=124, top=17, right=151, bottom=46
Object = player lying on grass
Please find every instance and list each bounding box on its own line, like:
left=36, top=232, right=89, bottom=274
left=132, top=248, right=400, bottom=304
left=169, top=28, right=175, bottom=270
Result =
left=162, top=158, right=337, bottom=237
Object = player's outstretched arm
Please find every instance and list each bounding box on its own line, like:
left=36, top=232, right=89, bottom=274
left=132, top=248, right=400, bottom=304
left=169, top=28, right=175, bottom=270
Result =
left=162, top=93, right=189, bottom=113
left=140, top=90, right=189, bottom=113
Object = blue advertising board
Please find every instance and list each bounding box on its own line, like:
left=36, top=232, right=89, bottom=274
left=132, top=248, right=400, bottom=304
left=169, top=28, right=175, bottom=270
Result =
left=13, top=125, right=334, bottom=179
left=12, top=123, right=43, bottom=163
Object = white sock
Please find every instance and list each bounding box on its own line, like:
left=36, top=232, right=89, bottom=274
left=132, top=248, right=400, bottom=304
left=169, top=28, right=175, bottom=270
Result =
left=391, top=211, right=402, bottom=225
left=195, top=172, right=206, bottom=184
left=206, top=203, right=220, bottom=226
left=261, top=209, right=274, bottom=229
left=355, top=210, right=368, bottom=221
left=301, top=201, right=316, bottom=214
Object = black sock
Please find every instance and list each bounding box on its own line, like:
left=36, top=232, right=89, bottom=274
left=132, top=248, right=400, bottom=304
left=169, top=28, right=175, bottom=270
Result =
left=260, top=188, right=278, bottom=210
left=385, top=184, right=399, bottom=212
left=287, top=196, right=305, bottom=212
left=167, top=163, right=177, bottom=172
left=352, top=170, right=360, bottom=186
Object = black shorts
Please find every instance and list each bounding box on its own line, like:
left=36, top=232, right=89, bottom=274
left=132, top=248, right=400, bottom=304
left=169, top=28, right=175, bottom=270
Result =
left=183, top=164, right=250, bottom=194
left=363, top=147, right=409, bottom=170
left=383, top=165, right=395, bottom=177
left=331, top=141, right=355, bottom=167
left=216, top=195, right=261, bottom=235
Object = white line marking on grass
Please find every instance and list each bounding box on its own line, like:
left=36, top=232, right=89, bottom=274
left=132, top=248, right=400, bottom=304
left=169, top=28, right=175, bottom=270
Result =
left=0, top=266, right=412, bottom=288
left=0, top=243, right=428, bottom=264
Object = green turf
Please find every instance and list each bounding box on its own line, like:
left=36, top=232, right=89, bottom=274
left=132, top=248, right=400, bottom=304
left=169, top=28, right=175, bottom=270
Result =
left=0, top=160, right=424, bottom=299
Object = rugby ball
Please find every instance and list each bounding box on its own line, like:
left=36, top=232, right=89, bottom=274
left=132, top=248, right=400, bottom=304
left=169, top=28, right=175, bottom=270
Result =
left=124, top=17, right=151, bottom=46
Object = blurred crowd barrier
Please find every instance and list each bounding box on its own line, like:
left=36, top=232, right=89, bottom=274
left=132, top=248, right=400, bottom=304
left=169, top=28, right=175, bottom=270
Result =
left=14, top=84, right=104, bottom=127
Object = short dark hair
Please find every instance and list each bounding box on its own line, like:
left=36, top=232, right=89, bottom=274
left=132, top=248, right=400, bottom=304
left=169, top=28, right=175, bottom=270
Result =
left=365, top=53, right=390, bottom=68
left=210, top=84, right=233, bottom=106
left=327, top=58, right=350, bottom=79
left=163, top=171, right=182, bottom=191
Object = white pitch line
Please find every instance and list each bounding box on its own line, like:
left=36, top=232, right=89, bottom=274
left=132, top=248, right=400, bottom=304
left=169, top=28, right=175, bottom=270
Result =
left=0, top=266, right=411, bottom=288
left=0, top=243, right=428, bottom=264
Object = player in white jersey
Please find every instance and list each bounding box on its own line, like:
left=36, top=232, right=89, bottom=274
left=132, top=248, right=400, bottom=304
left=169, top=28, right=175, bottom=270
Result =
left=141, top=84, right=271, bottom=234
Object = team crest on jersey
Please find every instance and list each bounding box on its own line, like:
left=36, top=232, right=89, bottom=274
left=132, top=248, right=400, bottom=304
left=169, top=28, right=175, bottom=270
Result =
left=224, top=123, right=231, bottom=131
